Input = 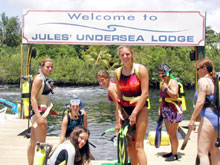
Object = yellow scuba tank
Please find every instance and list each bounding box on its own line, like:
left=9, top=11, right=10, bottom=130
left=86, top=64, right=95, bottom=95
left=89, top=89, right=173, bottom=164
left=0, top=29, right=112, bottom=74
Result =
left=178, top=82, right=187, bottom=111
left=34, top=142, right=46, bottom=165
left=59, top=160, right=66, bottom=165
left=22, top=81, right=30, bottom=118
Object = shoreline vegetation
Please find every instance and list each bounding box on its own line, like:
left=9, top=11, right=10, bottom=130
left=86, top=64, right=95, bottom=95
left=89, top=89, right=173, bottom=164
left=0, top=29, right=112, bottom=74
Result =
left=0, top=13, right=220, bottom=88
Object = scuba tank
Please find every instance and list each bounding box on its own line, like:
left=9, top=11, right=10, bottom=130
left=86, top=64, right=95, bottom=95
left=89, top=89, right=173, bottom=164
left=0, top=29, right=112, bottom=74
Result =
left=33, top=142, right=46, bottom=165
left=22, top=80, right=31, bottom=118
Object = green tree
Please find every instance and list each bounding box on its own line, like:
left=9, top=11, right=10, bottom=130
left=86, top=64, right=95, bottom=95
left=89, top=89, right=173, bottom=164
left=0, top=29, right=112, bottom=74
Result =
left=0, top=12, right=21, bottom=47
left=82, top=45, right=119, bottom=70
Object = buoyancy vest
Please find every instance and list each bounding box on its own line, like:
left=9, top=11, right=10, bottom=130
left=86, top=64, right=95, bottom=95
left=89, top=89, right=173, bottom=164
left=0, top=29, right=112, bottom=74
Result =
left=116, top=63, right=151, bottom=109
left=204, top=75, right=220, bottom=111
left=159, top=78, right=186, bottom=112
left=65, top=111, right=84, bottom=138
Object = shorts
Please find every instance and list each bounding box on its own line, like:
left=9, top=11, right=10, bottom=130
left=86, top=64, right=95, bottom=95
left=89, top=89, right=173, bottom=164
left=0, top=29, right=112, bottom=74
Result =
left=161, top=102, right=183, bottom=123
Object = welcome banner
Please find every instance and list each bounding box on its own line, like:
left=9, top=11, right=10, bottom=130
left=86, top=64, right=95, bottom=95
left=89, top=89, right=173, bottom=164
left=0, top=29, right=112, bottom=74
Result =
left=22, top=10, right=205, bottom=46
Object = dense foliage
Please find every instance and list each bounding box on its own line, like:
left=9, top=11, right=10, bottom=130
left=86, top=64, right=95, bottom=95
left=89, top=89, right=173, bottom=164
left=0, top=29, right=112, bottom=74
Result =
left=0, top=13, right=220, bottom=87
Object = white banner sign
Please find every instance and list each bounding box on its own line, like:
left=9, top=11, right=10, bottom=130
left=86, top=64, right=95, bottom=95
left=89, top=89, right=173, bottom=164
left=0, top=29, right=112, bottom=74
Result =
left=22, top=10, right=205, bottom=46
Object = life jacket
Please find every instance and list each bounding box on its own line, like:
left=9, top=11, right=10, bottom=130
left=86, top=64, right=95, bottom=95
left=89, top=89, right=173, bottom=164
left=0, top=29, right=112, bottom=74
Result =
left=65, top=110, right=84, bottom=138
left=159, top=77, right=187, bottom=112
left=204, top=75, right=220, bottom=111
left=116, top=63, right=151, bottom=110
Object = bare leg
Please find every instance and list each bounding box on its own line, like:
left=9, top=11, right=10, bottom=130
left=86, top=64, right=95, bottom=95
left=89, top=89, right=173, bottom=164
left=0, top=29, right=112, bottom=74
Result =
left=27, top=118, right=47, bottom=165
left=197, top=117, right=215, bottom=165
left=199, top=117, right=220, bottom=165
left=164, top=119, right=178, bottom=155
left=127, top=139, right=137, bottom=164
left=129, top=108, right=148, bottom=165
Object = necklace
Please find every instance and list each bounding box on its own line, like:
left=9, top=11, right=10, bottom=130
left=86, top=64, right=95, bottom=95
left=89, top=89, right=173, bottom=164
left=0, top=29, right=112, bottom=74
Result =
left=123, top=64, right=133, bottom=72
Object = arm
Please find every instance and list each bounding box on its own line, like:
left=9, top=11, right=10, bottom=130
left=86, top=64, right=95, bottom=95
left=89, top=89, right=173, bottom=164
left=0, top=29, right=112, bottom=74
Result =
left=161, top=79, right=179, bottom=98
left=129, top=64, right=149, bottom=126
left=59, top=115, right=68, bottom=144
left=189, top=78, right=206, bottom=130
left=114, top=68, right=124, bottom=131
left=31, top=75, right=44, bottom=125
left=108, top=84, right=121, bottom=131
left=83, top=111, right=88, bottom=128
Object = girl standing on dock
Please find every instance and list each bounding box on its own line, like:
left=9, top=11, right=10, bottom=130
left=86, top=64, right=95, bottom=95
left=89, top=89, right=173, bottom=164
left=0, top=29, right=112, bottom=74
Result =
left=158, top=64, right=183, bottom=161
left=114, top=46, right=149, bottom=165
left=27, top=58, right=54, bottom=165
left=189, top=58, right=220, bottom=165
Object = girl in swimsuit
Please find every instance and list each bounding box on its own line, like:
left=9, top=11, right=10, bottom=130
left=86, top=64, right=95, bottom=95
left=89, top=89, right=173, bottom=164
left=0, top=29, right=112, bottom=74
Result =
left=97, top=70, right=121, bottom=131
left=158, top=64, right=183, bottom=161
left=59, top=97, right=87, bottom=144
left=189, top=58, right=220, bottom=165
left=27, top=58, right=54, bottom=165
left=49, top=126, right=93, bottom=165
left=114, top=46, right=149, bottom=165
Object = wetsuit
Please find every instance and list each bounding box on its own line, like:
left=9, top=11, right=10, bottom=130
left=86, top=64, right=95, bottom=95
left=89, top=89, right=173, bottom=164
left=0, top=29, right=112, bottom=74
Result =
left=65, top=111, right=84, bottom=138
left=118, top=72, right=142, bottom=116
left=194, top=78, right=220, bottom=131
left=49, top=140, right=75, bottom=165
left=160, top=80, right=183, bottom=123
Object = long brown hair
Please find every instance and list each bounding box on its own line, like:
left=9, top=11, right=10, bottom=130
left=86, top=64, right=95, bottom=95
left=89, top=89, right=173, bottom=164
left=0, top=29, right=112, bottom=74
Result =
left=69, top=126, right=93, bottom=164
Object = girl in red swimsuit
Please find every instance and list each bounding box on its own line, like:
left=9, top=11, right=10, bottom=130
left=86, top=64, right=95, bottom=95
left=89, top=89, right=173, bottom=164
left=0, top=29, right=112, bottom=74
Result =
left=114, top=46, right=149, bottom=165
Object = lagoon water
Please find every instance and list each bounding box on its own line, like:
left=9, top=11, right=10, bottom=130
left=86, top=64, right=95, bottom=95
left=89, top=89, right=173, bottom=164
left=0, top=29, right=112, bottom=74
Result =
left=0, top=85, right=195, bottom=160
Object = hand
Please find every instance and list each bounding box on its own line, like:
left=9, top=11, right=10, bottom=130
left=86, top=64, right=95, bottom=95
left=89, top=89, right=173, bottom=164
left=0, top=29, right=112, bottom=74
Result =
left=37, top=116, right=45, bottom=125
left=188, top=120, right=196, bottom=131
left=117, top=110, right=124, bottom=121
left=115, top=123, right=121, bottom=132
left=158, top=108, right=161, bottom=116
left=115, top=116, right=121, bottom=132
left=129, top=114, right=136, bottom=126
left=162, top=81, right=168, bottom=91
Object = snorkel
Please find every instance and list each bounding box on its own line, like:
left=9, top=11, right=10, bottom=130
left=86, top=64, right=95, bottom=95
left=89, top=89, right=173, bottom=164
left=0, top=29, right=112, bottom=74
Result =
left=160, top=63, right=179, bottom=82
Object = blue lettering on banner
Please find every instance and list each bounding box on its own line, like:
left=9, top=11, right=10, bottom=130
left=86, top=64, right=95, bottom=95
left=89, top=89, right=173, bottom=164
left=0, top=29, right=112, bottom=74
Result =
left=151, top=35, right=194, bottom=42
left=32, top=34, right=70, bottom=40
left=68, top=13, right=135, bottom=21
left=76, top=34, right=144, bottom=42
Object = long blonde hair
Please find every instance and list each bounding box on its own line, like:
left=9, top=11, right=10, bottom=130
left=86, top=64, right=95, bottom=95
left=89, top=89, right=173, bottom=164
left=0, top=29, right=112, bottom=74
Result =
left=117, top=45, right=135, bottom=62
left=40, top=58, right=53, bottom=68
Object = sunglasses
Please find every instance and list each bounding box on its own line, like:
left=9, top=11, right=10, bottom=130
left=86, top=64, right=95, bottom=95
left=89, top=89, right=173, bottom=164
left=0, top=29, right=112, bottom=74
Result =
left=196, top=66, right=204, bottom=72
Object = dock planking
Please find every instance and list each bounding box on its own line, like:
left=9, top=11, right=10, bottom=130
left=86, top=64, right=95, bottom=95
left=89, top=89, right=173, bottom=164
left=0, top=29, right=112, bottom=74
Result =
left=0, top=116, right=198, bottom=165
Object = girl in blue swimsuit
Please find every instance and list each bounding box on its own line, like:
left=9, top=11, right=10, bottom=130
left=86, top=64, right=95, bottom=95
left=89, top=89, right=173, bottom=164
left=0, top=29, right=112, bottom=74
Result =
left=189, top=58, right=220, bottom=165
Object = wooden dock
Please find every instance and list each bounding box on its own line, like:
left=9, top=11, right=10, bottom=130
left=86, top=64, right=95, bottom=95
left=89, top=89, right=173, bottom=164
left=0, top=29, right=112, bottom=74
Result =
left=0, top=115, right=199, bottom=165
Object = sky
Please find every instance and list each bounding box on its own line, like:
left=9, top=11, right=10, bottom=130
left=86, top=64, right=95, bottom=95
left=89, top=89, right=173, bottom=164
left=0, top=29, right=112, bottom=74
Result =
left=0, top=0, right=220, bottom=33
